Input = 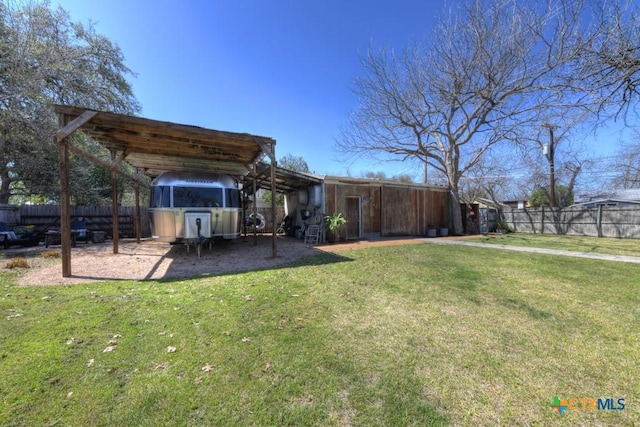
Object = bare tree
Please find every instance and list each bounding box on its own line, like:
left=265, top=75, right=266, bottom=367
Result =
left=607, top=140, right=640, bottom=188
left=573, top=0, right=640, bottom=118
left=338, top=0, right=598, bottom=235
left=458, top=149, right=513, bottom=207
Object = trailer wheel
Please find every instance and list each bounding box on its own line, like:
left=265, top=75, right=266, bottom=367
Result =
left=246, top=213, right=265, bottom=231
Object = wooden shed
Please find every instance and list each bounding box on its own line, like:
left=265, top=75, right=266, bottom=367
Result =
left=285, top=175, right=450, bottom=240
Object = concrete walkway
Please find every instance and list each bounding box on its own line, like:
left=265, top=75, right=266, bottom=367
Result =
left=425, top=239, right=640, bottom=264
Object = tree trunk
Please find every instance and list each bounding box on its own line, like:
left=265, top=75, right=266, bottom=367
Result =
left=0, top=168, right=11, bottom=205
left=449, top=186, right=464, bottom=235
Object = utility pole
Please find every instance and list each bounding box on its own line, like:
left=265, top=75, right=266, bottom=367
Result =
left=543, top=124, right=556, bottom=208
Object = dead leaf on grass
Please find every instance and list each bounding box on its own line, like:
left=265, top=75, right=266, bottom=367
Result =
left=167, top=346, right=177, bottom=353
left=222, top=331, right=231, bottom=336
left=87, top=359, right=94, bottom=367
left=262, top=363, right=272, bottom=373
left=201, top=364, right=213, bottom=372
left=241, top=337, right=252, bottom=343
left=194, top=376, right=203, bottom=384
left=103, top=346, right=116, bottom=353
left=155, top=362, right=168, bottom=370
left=293, top=395, right=315, bottom=406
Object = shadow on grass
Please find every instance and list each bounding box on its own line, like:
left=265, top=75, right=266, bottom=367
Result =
left=500, top=297, right=552, bottom=319
left=152, top=251, right=354, bottom=284
left=10, top=236, right=355, bottom=284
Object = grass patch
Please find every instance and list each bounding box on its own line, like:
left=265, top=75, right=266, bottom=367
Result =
left=467, top=233, right=640, bottom=257
left=0, top=243, right=638, bottom=426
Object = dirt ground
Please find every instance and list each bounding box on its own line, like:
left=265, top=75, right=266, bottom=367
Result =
left=6, top=235, right=429, bottom=286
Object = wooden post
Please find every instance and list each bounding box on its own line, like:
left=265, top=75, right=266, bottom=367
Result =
left=252, top=170, right=258, bottom=246
left=271, top=151, right=277, bottom=257
left=57, top=130, right=72, bottom=277
left=134, top=178, right=141, bottom=243
left=111, top=158, right=119, bottom=254
left=54, top=109, right=98, bottom=277
left=252, top=138, right=278, bottom=258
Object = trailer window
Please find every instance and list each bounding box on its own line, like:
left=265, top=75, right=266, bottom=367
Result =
left=173, top=187, right=223, bottom=208
left=150, top=186, right=171, bottom=208
left=226, top=189, right=240, bottom=208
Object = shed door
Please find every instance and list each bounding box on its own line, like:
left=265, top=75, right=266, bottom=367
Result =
left=346, top=197, right=361, bottom=239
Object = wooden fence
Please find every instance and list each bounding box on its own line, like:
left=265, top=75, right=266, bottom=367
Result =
left=15, top=205, right=147, bottom=238
left=502, top=205, right=640, bottom=238
left=0, top=205, right=286, bottom=238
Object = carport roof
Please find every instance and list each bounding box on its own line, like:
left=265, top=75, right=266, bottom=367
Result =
left=246, top=162, right=323, bottom=194
left=54, top=104, right=275, bottom=178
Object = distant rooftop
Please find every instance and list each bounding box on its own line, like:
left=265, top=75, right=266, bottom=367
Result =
left=574, top=188, right=640, bottom=204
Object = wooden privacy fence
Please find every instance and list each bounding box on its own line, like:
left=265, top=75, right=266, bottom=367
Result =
left=503, top=205, right=640, bottom=238
left=0, top=205, right=286, bottom=238
left=15, top=205, right=149, bottom=238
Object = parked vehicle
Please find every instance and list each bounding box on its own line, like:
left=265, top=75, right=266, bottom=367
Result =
left=149, top=172, right=242, bottom=243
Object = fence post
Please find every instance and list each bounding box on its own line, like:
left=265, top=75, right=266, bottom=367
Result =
left=596, top=205, right=603, bottom=238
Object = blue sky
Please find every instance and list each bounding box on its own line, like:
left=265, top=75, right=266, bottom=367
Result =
left=51, top=0, right=447, bottom=179
left=50, top=0, right=632, bottom=190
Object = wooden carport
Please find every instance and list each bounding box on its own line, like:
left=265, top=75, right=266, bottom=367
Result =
left=53, top=104, right=278, bottom=278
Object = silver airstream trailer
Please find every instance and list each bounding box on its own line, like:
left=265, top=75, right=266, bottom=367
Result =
left=149, top=172, right=242, bottom=243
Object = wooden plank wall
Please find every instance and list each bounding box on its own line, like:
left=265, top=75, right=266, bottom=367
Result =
left=381, top=186, right=449, bottom=236
left=325, top=183, right=449, bottom=237
left=17, top=205, right=147, bottom=237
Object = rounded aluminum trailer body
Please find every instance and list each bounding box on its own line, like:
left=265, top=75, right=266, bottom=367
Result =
left=149, top=172, right=242, bottom=243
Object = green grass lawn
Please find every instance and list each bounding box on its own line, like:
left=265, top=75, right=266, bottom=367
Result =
left=1, top=242, right=638, bottom=426
left=467, top=232, right=640, bottom=257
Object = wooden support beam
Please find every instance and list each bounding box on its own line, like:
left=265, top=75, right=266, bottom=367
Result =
left=56, top=110, right=97, bottom=140
left=271, top=150, right=277, bottom=258
left=57, top=128, right=72, bottom=277
left=111, top=154, right=119, bottom=254
left=251, top=164, right=258, bottom=246
left=65, top=143, right=148, bottom=186
left=109, top=151, right=126, bottom=170
left=134, top=177, right=141, bottom=243
left=55, top=110, right=96, bottom=278
left=252, top=138, right=277, bottom=258
left=253, top=138, right=276, bottom=163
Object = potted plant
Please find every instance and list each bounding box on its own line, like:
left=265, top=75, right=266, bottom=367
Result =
left=324, top=212, right=347, bottom=243
left=427, top=225, right=437, bottom=238
left=495, top=220, right=512, bottom=234
left=439, top=225, right=449, bottom=237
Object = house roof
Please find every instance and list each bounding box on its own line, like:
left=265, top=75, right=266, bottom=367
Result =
left=322, top=175, right=448, bottom=191
left=574, top=188, right=640, bottom=204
